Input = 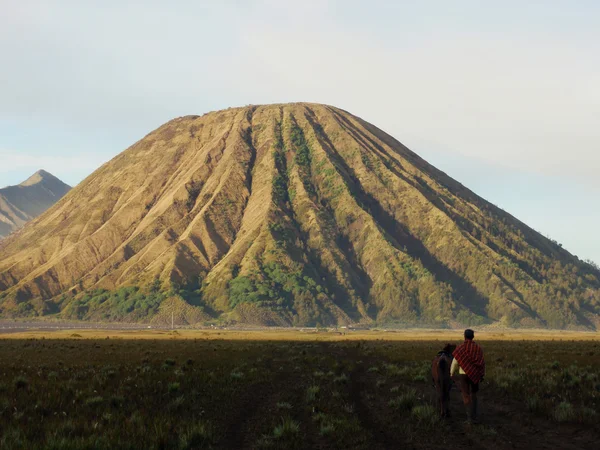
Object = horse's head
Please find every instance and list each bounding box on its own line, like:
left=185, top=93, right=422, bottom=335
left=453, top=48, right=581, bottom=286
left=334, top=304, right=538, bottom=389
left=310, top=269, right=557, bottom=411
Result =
left=442, top=343, right=456, bottom=354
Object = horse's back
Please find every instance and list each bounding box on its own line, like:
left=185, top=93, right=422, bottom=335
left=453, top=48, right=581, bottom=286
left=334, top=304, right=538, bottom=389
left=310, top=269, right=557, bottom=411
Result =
left=432, top=355, right=451, bottom=383
left=431, top=355, right=447, bottom=382
left=438, top=357, right=448, bottom=371
left=431, top=356, right=439, bottom=381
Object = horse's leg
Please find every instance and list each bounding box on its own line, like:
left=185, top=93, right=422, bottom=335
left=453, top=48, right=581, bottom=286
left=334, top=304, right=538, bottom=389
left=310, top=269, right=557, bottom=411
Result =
left=435, top=381, right=442, bottom=416
left=437, top=367, right=446, bottom=417
left=440, top=384, right=446, bottom=417
left=432, top=360, right=444, bottom=417
left=443, top=380, right=450, bottom=418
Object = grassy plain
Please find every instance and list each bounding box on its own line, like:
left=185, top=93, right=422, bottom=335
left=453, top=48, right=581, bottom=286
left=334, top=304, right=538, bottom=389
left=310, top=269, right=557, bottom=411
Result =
left=0, top=329, right=599, bottom=449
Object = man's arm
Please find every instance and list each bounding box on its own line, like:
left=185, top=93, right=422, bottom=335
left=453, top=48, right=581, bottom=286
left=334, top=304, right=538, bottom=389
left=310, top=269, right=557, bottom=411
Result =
left=450, top=358, right=460, bottom=376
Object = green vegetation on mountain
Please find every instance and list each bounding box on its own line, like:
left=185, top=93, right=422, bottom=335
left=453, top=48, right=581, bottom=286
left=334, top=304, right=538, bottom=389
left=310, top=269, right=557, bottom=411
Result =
left=0, top=103, right=598, bottom=328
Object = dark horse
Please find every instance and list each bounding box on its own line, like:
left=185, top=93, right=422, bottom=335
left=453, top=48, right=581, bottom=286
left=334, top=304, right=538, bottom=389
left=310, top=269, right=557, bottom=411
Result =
left=431, top=343, right=456, bottom=418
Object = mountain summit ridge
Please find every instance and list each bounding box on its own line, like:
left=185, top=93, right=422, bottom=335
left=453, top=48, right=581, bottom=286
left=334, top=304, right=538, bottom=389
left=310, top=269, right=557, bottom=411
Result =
left=0, top=103, right=598, bottom=328
left=19, top=169, right=61, bottom=187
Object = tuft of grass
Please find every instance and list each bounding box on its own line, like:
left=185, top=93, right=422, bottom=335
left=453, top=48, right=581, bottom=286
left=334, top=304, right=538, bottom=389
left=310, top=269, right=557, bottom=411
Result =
left=85, top=396, right=103, bottom=408
left=553, top=402, right=575, bottom=422
left=312, top=412, right=327, bottom=422
left=342, top=403, right=354, bottom=414
left=230, top=371, right=244, bottom=380
left=526, top=395, right=543, bottom=413
left=273, top=417, right=300, bottom=440
left=333, top=373, right=348, bottom=384
left=13, top=376, right=28, bottom=390
left=255, top=436, right=274, bottom=448
left=470, top=425, right=498, bottom=438
left=411, top=404, right=439, bottom=427
left=170, top=396, right=185, bottom=410
left=0, top=398, right=11, bottom=414
left=319, top=423, right=335, bottom=436
left=580, top=407, right=598, bottom=424
left=48, top=371, right=59, bottom=381
left=306, top=385, right=320, bottom=403
left=179, top=422, right=214, bottom=449
left=168, top=382, right=181, bottom=393
left=277, top=402, right=293, bottom=410
left=388, top=388, right=417, bottom=412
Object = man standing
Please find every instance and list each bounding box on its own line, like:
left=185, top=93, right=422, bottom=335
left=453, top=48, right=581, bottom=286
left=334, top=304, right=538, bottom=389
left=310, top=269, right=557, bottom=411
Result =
left=451, top=329, right=485, bottom=423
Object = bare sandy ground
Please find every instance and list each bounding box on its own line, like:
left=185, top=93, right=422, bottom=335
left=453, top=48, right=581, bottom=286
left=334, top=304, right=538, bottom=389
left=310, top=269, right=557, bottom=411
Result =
left=1, top=327, right=598, bottom=341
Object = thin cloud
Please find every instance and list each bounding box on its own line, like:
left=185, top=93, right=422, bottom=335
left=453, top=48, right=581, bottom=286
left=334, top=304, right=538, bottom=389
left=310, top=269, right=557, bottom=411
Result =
left=2, top=2, right=598, bottom=187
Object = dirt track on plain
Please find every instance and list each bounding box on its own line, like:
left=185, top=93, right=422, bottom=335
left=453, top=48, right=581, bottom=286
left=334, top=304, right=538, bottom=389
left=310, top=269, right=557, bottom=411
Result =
left=2, top=327, right=599, bottom=341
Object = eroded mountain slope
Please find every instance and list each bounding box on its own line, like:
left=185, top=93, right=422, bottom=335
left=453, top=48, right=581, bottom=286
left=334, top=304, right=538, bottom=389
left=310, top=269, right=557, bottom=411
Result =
left=0, top=104, right=598, bottom=328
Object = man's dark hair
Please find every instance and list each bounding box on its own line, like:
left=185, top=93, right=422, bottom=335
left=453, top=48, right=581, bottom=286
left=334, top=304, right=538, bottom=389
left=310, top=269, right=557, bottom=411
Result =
left=464, top=329, right=475, bottom=340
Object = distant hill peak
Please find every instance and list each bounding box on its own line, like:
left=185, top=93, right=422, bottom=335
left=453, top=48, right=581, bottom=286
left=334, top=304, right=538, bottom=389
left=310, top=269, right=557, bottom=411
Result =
left=20, top=169, right=64, bottom=187
left=0, top=170, right=71, bottom=239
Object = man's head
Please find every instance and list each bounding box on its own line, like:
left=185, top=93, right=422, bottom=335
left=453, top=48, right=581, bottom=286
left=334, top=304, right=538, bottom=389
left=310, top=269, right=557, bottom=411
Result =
left=464, top=329, right=475, bottom=340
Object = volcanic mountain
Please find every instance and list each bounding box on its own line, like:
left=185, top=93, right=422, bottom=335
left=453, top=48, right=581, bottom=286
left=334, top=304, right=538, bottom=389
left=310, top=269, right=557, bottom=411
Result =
left=0, top=170, right=71, bottom=239
left=0, top=104, right=598, bottom=328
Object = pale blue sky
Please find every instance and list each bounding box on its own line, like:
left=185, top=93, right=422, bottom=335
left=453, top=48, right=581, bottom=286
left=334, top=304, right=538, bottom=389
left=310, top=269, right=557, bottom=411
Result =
left=1, top=0, right=599, bottom=263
